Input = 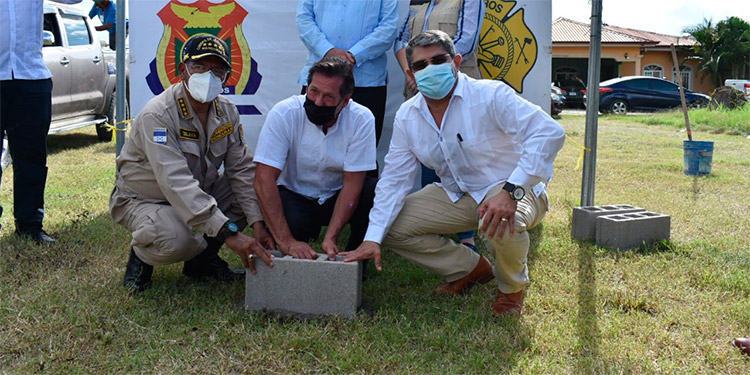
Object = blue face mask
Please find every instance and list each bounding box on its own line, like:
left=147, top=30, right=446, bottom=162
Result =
left=414, top=62, right=456, bottom=99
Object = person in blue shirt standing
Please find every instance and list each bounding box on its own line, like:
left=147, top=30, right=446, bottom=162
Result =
left=296, top=0, right=399, bottom=176
left=88, top=0, right=119, bottom=50
left=0, top=0, right=82, bottom=243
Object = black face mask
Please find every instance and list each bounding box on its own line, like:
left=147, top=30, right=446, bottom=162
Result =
left=304, top=96, right=339, bottom=126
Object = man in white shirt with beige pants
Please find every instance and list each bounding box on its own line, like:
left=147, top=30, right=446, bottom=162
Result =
left=342, top=30, right=565, bottom=316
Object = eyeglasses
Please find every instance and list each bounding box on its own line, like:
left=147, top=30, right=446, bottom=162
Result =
left=410, top=54, right=452, bottom=72
left=187, top=63, right=230, bottom=82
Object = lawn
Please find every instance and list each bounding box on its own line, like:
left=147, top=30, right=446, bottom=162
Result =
left=1, top=114, right=749, bottom=374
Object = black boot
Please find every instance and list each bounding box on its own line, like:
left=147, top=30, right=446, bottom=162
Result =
left=182, top=237, right=243, bottom=280
left=123, top=248, right=153, bottom=292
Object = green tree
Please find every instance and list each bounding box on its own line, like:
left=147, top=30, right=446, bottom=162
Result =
left=715, top=17, right=750, bottom=78
left=683, top=17, right=750, bottom=86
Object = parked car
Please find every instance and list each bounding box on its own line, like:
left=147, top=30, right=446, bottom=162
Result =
left=556, top=79, right=587, bottom=108
left=724, top=79, right=750, bottom=101
left=551, top=85, right=565, bottom=116
left=598, top=76, right=710, bottom=115
left=2, top=1, right=129, bottom=171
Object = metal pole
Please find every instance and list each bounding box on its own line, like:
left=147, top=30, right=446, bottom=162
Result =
left=115, top=0, right=127, bottom=158
left=580, top=0, right=603, bottom=207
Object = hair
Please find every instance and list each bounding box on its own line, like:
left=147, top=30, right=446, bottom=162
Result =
left=306, top=57, right=355, bottom=97
left=405, top=30, right=456, bottom=66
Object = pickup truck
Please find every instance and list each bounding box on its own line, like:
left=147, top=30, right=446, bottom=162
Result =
left=2, top=1, right=128, bottom=170
left=724, top=79, right=750, bottom=101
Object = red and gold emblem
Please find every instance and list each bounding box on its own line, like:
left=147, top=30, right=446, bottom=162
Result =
left=146, top=0, right=262, bottom=115
left=478, top=0, right=537, bottom=93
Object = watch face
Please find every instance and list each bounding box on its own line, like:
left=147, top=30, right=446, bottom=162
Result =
left=513, top=187, right=525, bottom=200
left=227, top=222, right=239, bottom=233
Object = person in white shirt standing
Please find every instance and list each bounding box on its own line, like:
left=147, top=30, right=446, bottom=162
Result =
left=0, top=0, right=81, bottom=243
left=342, top=30, right=565, bottom=316
left=254, top=57, right=377, bottom=261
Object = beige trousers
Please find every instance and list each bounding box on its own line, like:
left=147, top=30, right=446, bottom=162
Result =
left=384, top=183, right=547, bottom=294
left=120, top=175, right=245, bottom=266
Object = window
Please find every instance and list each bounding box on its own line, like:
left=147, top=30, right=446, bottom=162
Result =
left=624, top=79, right=650, bottom=90
left=43, top=13, right=63, bottom=47
left=555, top=67, right=578, bottom=82
left=643, top=64, right=663, bottom=78
left=651, top=79, right=679, bottom=92
left=60, top=14, right=91, bottom=46
left=672, top=65, right=693, bottom=90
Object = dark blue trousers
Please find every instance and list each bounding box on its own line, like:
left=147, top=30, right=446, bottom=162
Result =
left=0, top=79, right=52, bottom=233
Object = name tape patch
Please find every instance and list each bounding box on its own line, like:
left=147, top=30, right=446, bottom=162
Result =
left=179, top=128, right=200, bottom=141
left=210, top=122, right=234, bottom=143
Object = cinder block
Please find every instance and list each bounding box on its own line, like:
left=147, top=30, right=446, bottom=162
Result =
left=595, top=211, right=671, bottom=250
left=572, top=204, right=645, bottom=240
left=245, top=251, right=362, bottom=318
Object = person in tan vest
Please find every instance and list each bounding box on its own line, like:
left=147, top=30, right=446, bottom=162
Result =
left=394, top=0, right=486, bottom=97
left=110, top=35, right=274, bottom=291
left=393, top=0, right=486, bottom=251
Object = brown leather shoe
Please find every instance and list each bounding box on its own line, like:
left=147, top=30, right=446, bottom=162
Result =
left=434, top=256, right=494, bottom=295
left=492, top=289, right=525, bottom=316
left=733, top=337, right=750, bottom=356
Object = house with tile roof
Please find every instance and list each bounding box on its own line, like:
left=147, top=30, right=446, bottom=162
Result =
left=551, top=17, right=714, bottom=94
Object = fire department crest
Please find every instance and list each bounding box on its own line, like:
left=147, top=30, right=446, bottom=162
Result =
left=145, top=0, right=262, bottom=115
left=478, top=0, right=537, bottom=93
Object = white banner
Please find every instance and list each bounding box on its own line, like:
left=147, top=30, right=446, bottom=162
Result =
left=129, top=0, right=550, bottom=161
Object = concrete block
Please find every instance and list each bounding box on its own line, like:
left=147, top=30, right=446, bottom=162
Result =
left=245, top=250, right=362, bottom=318
left=595, top=211, right=671, bottom=250
left=572, top=204, right=645, bottom=241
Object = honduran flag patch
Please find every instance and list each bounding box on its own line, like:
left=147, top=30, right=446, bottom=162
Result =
left=153, top=127, right=167, bottom=144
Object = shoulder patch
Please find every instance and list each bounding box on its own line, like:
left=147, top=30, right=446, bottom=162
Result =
left=210, top=122, right=234, bottom=143
left=179, top=128, right=200, bottom=141
left=177, top=97, right=190, bottom=119
left=153, top=127, right=168, bottom=145
left=214, top=99, right=223, bottom=117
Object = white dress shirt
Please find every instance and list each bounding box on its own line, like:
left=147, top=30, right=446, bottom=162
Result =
left=364, top=73, right=566, bottom=243
left=254, top=95, right=377, bottom=205
left=0, top=0, right=81, bottom=81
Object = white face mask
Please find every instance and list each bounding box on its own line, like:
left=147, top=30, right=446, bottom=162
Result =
left=185, top=70, right=223, bottom=103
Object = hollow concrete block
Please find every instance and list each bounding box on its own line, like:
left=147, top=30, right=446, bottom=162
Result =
left=572, top=204, right=645, bottom=241
left=245, top=251, right=362, bottom=318
left=595, top=211, right=671, bottom=250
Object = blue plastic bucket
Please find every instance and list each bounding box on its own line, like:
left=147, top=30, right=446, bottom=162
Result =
left=683, top=140, right=714, bottom=176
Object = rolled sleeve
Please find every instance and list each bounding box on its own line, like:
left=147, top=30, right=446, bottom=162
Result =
left=495, top=86, right=566, bottom=189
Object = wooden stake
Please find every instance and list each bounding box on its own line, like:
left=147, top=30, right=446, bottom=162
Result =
left=671, top=44, right=693, bottom=141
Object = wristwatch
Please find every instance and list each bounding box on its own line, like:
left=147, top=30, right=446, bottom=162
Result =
left=216, top=221, right=239, bottom=243
left=502, top=182, right=525, bottom=201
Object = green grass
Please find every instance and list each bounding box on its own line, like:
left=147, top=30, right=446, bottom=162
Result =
left=608, top=105, right=750, bottom=136
left=1, top=118, right=750, bottom=374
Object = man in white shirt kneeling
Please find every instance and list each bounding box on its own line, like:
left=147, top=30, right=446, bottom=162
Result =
left=342, top=30, right=565, bottom=316
left=254, top=57, right=377, bottom=261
